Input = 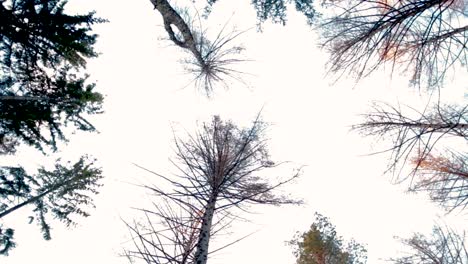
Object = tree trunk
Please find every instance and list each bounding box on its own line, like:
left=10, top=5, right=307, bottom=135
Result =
left=193, top=195, right=217, bottom=264
left=0, top=96, right=79, bottom=104
left=149, top=0, right=205, bottom=66
left=0, top=96, right=48, bottom=101
left=369, top=121, right=468, bottom=131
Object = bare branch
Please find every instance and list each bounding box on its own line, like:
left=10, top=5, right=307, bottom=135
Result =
left=389, top=224, right=468, bottom=264
left=320, top=0, right=467, bottom=88
left=354, top=101, right=468, bottom=212
left=410, top=151, right=468, bottom=212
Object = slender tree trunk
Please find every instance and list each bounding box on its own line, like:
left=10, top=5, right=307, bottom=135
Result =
left=193, top=195, right=217, bottom=264
left=0, top=96, right=79, bottom=104
left=0, top=96, right=48, bottom=101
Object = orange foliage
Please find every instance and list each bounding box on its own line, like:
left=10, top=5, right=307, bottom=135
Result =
left=379, top=41, right=414, bottom=62
left=380, top=44, right=400, bottom=61
left=174, top=208, right=205, bottom=251
left=411, top=154, right=456, bottom=174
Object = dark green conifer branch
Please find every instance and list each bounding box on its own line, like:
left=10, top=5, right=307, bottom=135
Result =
left=0, top=0, right=105, bottom=152
left=0, top=156, right=103, bottom=254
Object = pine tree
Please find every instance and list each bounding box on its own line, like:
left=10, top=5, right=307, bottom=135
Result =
left=0, top=0, right=105, bottom=152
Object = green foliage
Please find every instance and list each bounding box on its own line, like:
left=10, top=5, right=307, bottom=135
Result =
left=251, top=0, right=315, bottom=26
left=0, top=0, right=105, bottom=70
left=204, top=0, right=316, bottom=26
left=0, top=226, right=15, bottom=255
left=0, top=67, right=103, bottom=152
left=33, top=156, right=103, bottom=227
left=289, top=213, right=367, bottom=264
left=0, top=166, right=31, bottom=203
left=0, top=156, right=103, bottom=254
left=0, top=0, right=105, bottom=152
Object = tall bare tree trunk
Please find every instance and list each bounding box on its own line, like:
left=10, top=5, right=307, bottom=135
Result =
left=193, top=195, right=217, bottom=264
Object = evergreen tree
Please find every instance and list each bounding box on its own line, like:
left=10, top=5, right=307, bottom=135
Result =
left=0, top=156, right=103, bottom=255
left=0, top=0, right=105, bottom=152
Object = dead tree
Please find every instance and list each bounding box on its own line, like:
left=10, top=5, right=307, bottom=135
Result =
left=389, top=224, right=468, bottom=264
left=320, top=0, right=467, bottom=88
left=353, top=102, right=468, bottom=211
left=149, top=0, right=247, bottom=96
left=124, top=115, right=302, bottom=264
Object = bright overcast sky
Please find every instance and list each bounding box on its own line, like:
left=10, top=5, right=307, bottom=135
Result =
left=2, top=0, right=467, bottom=264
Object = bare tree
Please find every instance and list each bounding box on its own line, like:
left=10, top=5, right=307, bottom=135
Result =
left=353, top=102, right=468, bottom=211
left=320, top=0, right=467, bottom=88
left=389, top=224, right=468, bottom=264
left=124, top=115, right=302, bottom=264
left=149, top=0, right=247, bottom=96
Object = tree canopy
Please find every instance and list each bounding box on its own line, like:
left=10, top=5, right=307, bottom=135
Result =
left=139, top=0, right=466, bottom=263
left=1, top=0, right=466, bottom=262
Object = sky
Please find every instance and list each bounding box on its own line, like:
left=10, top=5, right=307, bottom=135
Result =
left=1, top=0, right=467, bottom=264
